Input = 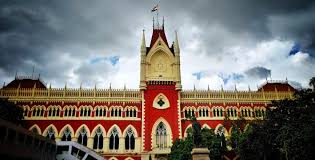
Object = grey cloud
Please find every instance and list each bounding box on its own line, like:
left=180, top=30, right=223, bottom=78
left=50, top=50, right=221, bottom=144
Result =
left=245, top=66, right=271, bottom=79
left=0, top=0, right=314, bottom=87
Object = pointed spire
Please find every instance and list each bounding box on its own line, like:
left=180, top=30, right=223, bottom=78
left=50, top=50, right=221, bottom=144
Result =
left=124, top=84, right=126, bottom=90
left=248, top=85, right=251, bottom=91
left=109, top=83, right=112, bottom=90
left=141, top=29, right=146, bottom=47
left=174, top=30, right=180, bottom=54
left=152, top=17, right=155, bottom=28
left=162, top=16, right=165, bottom=29
left=64, top=82, right=67, bottom=89
left=80, top=82, right=82, bottom=89
left=49, top=83, right=51, bottom=89
left=141, top=29, right=147, bottom=55
left=94, top=83, right=97, bottom=90
left=15, top=71, right=18, bottom=79
left=3, top=82, right=5, bottom=88
left=221, top=85, right=224, bottom=91
left=207, top=84, right=210, bottom=91
left=193, top=84, right=196, bottom=90
left=234, top=84, right=237, bottom=91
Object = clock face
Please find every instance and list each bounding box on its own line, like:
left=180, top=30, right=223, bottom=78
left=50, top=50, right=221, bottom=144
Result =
left=153, top=93, right=170, bottom=109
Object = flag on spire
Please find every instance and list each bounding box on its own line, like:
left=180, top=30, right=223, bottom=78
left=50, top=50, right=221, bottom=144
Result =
left=151, top=4, right=158, bottom=12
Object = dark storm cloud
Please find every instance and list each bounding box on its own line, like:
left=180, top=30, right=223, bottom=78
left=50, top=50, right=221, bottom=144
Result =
left=0, top=0, right=314, bottom=87
left=0, top=0, right=150, bottom=85
left=161, top=0, right=315, bottom=55
left=245, top=66, right=271, bottom=79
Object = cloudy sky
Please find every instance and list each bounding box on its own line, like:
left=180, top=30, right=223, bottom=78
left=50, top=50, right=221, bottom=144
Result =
left=1, top=0, right=314, bottom=90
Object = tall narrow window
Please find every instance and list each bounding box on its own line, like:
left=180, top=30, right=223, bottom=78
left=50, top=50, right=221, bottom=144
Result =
left=46, top=127, right=55, bottom=140
left=61, top=127, right=71, bottom=141
left=156, top=122, right=167, bottom=149
left=126, top=109, right=129, bottom=117
left=64, top=108, right=68, bottom=117
left=133, top=109, right=137, bottom=117
left=78, top=127, right=87, bottom=146
left=125, top=128, right=135, bottom=150
left=109, top=128, right=119, bottom=150
left=24, top=108, right=28, bottom=116
left=93, top=127, right=103, bottom=149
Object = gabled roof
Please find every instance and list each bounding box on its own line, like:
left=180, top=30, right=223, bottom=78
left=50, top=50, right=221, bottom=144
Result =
left=149, top=28, right=169, bottom=48
left=4, top=77, right=47, bottom=89
left=258, top=80, right=296, bottom=92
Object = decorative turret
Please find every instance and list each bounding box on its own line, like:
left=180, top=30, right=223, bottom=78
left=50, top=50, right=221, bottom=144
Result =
left=141, top=29, right=146, bottom=54
left=174, top=31, right=180, bottom=55
left=174, top=31, right=182, bottom=90
left=140, top=30, right=147, bottom=90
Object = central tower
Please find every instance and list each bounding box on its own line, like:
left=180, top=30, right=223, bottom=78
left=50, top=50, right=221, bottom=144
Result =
left=139, top=22, right=182, bottom=90
left=140, top=20, right=183, bottom=157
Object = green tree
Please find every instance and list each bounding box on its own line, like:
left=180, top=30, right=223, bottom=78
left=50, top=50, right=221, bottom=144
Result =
left=0, top=98, right=24, bottom=126
left=169, top=135, right=194, bottom=160
left=170, top=127, right=226, bottom=160
left=309, top=76, right=315, bottom=90
left=238, top=77, right=315, bottom=160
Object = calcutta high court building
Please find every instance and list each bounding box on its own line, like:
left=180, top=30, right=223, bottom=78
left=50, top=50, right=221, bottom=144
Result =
left=0, top=19, right=295, bottom=160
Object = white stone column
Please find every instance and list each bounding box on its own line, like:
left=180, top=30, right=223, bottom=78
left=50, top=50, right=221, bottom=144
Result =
left=87, top=137, right=93, bottom=149
left=103, top=137, right=109, bottom=153
left=119, top=137, right=125, bottom=153
left=135, top=137, right=141, bottom=153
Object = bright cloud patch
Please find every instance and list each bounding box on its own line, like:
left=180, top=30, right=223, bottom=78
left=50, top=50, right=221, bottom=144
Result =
left=90, top=56, right=120, bottom=66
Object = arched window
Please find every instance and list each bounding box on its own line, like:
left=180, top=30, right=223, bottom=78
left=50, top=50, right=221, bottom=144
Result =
left=24, top=107, right=29, bottom=117
left=133, top=109, right=137, bottom=117
left=93, top=127, right=103, bottom=149
left=78, top=127, right=87, bottom=146
left=61, top=127, right=71, bottom=141
left=126, top=109, right=129, bottom=117
left=125, top=128, right=135, bottom=150
left=46, top=127, right=55, bottom=140
left=213, top=108, right=217, bottom=117
left=156, top=122, right=167, bottom=149
left=109, top=128, right=119, bottom=150
left=32, top=127, right=39, bottom=134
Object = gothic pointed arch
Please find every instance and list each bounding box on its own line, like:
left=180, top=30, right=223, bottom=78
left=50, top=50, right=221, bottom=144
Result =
left=123, top=125, right=137, bottom=150
left=151, top=117, right=173, bottom=150
left=184, top=124, right=192, bottom=138
left=91, top=124, right=106, bottom=137
left=146, top=35, right=174, bottom=62
left=75, top=124, right=91, bottom=137
left=214, top=124, right=228, bottom=136
left=202, top=124, right=211, bottom=130
left=75, top=124, right=90, bottom=146
left=123, top=125, right=138, bottom=137
left=59, top=124, right=75, bottom=141
left=108, top=125, right=121, bottom=150
left=92, top=125, right=105, bottom=150
left=153, top=93, right=170, bottom=109
left=43, top=124, right=58, bottom=140
left=29, top=124, right=42, bottom=135
left=107, top=125, right=122, bottom=137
